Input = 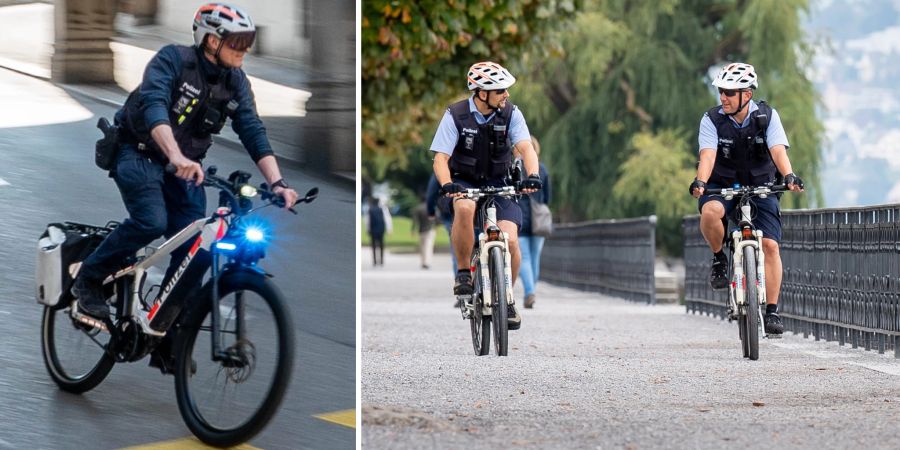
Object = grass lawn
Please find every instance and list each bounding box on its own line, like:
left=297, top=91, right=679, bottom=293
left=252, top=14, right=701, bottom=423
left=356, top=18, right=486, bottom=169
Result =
left=361, top=216, right=451, bottom=251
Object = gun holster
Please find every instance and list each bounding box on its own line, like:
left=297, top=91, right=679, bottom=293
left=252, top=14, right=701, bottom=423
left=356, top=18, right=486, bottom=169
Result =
left=95, top=117, right=120, bottom=171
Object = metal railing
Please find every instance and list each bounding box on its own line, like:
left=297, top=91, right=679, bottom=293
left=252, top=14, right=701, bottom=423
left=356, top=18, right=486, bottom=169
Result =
left=541, top=216, right=657, bottom=304
left=684, top=205, right=900, bottom=357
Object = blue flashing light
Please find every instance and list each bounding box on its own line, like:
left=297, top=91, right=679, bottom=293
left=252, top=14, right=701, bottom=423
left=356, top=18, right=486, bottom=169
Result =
left=245, top=227, right=265, bottom=242
left=215, top=241, right=237, bottom=251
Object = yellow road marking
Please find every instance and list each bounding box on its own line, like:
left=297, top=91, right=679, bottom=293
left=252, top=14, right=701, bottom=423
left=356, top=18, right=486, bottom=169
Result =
left=120, top=437, right=260, bottom=449
left=314, top=409, right=356, bottom=428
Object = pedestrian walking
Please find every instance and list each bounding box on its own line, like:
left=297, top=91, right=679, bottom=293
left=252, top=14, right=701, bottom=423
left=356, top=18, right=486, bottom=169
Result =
left=411, top=197, right=436, bottom=269
left=365, top=196, right=392, bottom=266
left=517, top=135, right=551, bottom=308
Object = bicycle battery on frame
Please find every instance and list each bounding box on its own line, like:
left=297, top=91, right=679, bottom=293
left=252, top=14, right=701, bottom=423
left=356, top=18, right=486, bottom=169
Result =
left=145, top=216, right=224, bottom=332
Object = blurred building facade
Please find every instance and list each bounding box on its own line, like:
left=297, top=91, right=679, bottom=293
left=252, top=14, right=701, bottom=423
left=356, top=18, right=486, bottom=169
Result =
left=51, top=0, right=355, bottom=175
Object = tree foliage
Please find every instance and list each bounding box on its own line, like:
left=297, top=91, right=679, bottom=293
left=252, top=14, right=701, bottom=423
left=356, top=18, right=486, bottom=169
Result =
left=362, top=0, right=825, bottom=256
left=362, top=0, right=579, bottom=177
left=513, top=0, right=824, bottom=253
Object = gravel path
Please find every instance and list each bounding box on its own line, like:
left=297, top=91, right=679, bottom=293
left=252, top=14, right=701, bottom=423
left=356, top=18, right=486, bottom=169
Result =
left=362, top=251, right=900, bottom=449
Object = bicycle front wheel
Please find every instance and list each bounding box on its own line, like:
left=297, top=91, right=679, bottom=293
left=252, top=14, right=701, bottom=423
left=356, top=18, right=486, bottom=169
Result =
left=743, top=246, right=759, bottom=360
left=41, top=304, right=115, bottom=393
left=489, top=246, right=508, bottom=356
left=174, top=271, right=295, bottom=447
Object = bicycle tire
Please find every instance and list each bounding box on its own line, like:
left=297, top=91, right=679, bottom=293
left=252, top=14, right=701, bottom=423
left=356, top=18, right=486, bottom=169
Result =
left=173, top=271, right=295, bottom=447
left=470, top=260, right=490, bottom=355
left=738, top=311, right=750, bottom=358
left=41, top=305, right=115, bottom=393
left=489, top=246, right=508, bottom=356
left=743, top=246, right=759, bottom=360
left=470, top=304, right=491, bottom=356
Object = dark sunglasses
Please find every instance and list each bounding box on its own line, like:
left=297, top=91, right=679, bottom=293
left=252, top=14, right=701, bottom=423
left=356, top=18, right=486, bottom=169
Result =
left=718, top=88, right=743, bottom=97
left=488, top=88, right=507, bottom=95
left=224, top=31, right=256, bottom=52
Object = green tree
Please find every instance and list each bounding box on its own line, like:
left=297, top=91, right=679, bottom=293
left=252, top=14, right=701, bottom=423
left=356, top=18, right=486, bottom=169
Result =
left=514, top=0, right=824, bottom=253
left=362, top=0, right=580, bottom=178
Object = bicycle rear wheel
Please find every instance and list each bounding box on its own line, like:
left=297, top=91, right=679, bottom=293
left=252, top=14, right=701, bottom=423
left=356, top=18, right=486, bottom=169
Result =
left=743, top=246, right=759, bottom=360
left=470, top=295, right=490, bottom=356
left=41, top=304, right=115, bottom=393
left=489, top=246, right=508, bottom=356
left=174, top=271, right=295, bottom=447
left=738, top=310, right=750, bottom=358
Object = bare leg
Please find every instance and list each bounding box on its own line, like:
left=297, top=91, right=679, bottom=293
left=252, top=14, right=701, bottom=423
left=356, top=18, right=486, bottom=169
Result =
left=763, top=238, right=782, bottom=306
left=699, top=201, right=726, bottom=253
left=451, top=199, right=476, bottom=271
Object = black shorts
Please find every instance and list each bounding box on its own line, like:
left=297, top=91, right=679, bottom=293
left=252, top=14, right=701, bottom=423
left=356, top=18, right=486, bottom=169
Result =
left=698, top=184, right=782, bottom=243
left=451, top=178, right=522, bottom=229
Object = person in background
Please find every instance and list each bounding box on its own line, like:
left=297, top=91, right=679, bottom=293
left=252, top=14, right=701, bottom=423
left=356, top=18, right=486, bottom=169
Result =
left=517, top=135, right=551, bottom=309
left=411, top=195, right=436, bottom=269
left=365, top=196, right=392, bottom=266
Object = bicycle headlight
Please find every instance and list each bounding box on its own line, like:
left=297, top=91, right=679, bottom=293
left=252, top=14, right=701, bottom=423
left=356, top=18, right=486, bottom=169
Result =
left=239, top=184, right=258, bottom=198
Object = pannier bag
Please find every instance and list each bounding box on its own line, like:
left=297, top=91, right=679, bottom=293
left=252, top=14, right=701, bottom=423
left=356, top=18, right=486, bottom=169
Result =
left=35, top=222, right=114, bottom=306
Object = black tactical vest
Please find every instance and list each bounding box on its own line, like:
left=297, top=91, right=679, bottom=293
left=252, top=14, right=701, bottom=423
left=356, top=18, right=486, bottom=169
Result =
left=448, top=99, right=515, bottom=182
left=117, top=45, right=237, bottom=162
left=707, top=101, right=777, bottom=187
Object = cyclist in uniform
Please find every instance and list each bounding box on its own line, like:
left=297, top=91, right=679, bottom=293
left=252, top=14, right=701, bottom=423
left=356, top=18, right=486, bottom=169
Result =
left=430, top=61, right=542, bottom=330
left=689, top=63, right=804, bottom=335
left=72, top=3, right=299, bottom=321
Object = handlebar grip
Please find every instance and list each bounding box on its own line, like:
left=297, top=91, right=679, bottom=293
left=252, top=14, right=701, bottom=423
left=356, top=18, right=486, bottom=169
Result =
left=164, top=163, right=177, bottom=175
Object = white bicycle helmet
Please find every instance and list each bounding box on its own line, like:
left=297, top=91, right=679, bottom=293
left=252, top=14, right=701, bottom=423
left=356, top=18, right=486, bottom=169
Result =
left=192, top=3, right=256, bottom=49
left=712, top=63, right=758, bottom=90
left=467, top=61, right=516, bottom=91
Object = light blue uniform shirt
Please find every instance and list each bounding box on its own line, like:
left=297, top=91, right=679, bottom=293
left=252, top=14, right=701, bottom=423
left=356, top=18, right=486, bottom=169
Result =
left=698, top=100, right=789, bottom=152
left=430, top=96, right=531, bottom=155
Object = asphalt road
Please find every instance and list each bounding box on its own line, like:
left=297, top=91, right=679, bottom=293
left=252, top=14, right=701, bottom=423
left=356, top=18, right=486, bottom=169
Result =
left=362, top=251, right=900, bottom=449
left=0, top=68, right=355, bottom=449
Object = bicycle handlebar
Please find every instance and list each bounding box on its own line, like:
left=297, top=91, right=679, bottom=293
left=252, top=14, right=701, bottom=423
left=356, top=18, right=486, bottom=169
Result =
left=704, top=184, right=788, bottom=198
left=165, top=164, right=308, bottom=215
left=458, top=186, right=519, bottom=200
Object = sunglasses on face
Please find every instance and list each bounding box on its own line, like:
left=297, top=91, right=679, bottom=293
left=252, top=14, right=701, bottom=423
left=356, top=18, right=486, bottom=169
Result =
left=223, top=31, right=256, bottom=52
left=488, top=88, right=507, bottom=95
left=718, top=88, right=743, bottom=98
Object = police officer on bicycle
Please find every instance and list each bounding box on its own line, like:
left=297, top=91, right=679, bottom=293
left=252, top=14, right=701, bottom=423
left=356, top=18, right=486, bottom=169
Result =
left=73, top=3, right=299, bottom=321
left=689, top=63, right=804, bottom=335
left=430, top=61, right=542, bottom=331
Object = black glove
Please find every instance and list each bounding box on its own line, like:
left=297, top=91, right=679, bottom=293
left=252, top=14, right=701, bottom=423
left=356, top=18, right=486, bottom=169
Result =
left=784, top=173, right=804, bottom=189
left=441, top=182, right=464, bottom=195
left=689, top=178, right=707, bottom=196
left=523, top=174, right=542, bottom=190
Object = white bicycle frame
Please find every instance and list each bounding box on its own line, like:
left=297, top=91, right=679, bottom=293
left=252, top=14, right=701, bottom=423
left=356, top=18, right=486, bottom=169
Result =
left=728, top=203, right=768, bottom=319
left=70, top=207, right=231, bottom=336
left=474, top=205, right=514, bottom=317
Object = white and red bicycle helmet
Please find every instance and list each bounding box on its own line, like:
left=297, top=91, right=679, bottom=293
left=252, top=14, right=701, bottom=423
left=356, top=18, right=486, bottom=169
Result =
left=192, top=3, right=256, bottom=50
left=712, top=62, right=759, bottom=90
left=467, top=61, right=516, bottom=91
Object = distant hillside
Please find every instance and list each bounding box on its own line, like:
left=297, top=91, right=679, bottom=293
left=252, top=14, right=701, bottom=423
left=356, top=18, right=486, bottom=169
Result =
left=807, top=0, right=900, bottom=207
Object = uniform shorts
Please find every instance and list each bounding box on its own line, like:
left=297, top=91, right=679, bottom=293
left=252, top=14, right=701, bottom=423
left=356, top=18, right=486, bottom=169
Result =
left=698, top=184, right=782, bottom=243
left=451, top=178, right=522, bottom=230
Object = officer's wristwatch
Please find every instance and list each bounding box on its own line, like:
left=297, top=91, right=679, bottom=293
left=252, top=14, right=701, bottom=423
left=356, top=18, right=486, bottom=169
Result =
left=271, top=179, right=289, bottom=190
